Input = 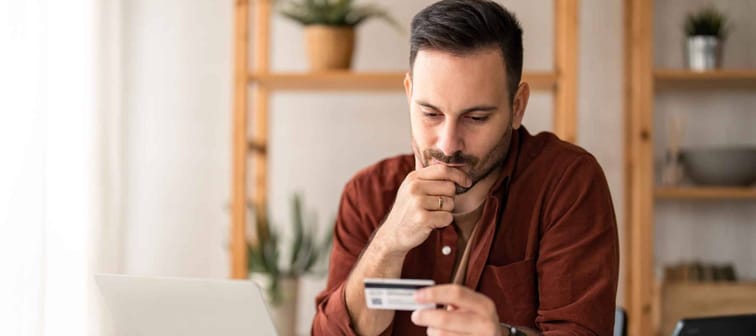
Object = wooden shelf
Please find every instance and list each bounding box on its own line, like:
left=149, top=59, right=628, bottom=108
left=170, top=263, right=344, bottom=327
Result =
left=249, top=71, right=558, bottom=92
left=655, top=69, right=756, bottom=89
left=655, top=187, right=756, bottom=199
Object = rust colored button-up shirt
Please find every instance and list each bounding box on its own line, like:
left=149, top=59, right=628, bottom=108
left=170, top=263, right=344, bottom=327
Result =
left=312, top=127, right=619, bottom=335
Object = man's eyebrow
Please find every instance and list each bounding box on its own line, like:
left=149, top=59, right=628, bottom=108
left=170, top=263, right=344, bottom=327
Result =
left=415, top=100, right=498, bottom=114
left=460, top=105, right=498, bottom=114
left=416, top=100, right=441, bottom=111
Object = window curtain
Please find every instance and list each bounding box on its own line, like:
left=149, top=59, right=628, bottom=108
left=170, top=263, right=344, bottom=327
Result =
left=0, top=0, right=123, bottom=335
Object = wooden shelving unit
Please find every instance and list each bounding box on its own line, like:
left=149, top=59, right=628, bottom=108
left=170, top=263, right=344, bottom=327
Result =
left=230, top=0, right=581, bottom=280
left=625, top=1, right=756, bottom=335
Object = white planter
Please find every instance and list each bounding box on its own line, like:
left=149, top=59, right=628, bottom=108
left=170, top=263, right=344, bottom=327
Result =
left=250, top=274, right=300, bottom=336
left=686, top=36, right=722, bottom=71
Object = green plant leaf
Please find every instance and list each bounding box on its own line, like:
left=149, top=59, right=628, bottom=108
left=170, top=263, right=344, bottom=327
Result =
left=347, top=4, right=402, bottom=32
left=684, top=6, right=728, bottom=38
left=289, top=194, right=305, bottom=270
left=277, top=0, right=399, bottom=28
left=247, top=192, right=333, bottom=288
left=292, top=234, right=315, bottom=275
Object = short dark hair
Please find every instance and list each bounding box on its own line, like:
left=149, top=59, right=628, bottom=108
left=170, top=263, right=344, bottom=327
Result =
left=409, top=0, right=524, bottom=102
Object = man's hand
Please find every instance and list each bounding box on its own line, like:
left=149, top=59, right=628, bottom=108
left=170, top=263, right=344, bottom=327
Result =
left=411, top=284, right=502, bottom=336
left=375, top=164, right=472, bottom=255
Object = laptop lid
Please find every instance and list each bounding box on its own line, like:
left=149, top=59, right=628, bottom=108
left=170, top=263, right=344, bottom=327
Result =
left=672, top=314, right=756, bottom=336
left=95, top=273, right=278, bottom=336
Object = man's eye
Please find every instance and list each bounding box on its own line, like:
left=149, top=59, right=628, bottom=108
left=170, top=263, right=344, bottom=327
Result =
left=468, top=116, right=489, bottom=122
left=423, top=112, right=441, bottom=118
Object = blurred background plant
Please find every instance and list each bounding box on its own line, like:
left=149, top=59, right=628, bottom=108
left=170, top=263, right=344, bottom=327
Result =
left=278, top=0, right=401, bottom=30
left=246, top=194, right=333, bottom=305
left=684, top=6, right=728, bottom=38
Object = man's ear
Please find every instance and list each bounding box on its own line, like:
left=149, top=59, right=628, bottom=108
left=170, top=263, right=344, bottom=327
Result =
left=511, top=82, right=530, bottom=129
left=403, top=72, right=412, bottom=103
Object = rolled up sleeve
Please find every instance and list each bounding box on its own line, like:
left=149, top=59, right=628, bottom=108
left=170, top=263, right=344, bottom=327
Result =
left=311, top=179, right=376, bottom=336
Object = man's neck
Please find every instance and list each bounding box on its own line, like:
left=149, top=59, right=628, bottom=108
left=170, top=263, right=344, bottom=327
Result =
left=449, top=166, right=500, bottom=243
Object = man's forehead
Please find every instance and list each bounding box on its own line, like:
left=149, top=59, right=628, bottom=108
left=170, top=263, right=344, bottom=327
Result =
left=412, top=47, right=507, bottom=75
left=410, top=48, right=509, bottom=104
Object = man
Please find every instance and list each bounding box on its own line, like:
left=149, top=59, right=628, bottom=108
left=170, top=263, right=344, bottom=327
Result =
left=312, top=1, right=619, bottom=335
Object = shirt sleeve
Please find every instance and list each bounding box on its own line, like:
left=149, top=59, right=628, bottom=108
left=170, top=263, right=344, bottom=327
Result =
left=311, top=178, right=380, bottom=336
left=535, top=154, right=620, bottom=335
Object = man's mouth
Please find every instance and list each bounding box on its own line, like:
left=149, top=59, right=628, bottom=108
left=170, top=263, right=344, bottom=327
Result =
left=431, top=159, right=468, bottom=168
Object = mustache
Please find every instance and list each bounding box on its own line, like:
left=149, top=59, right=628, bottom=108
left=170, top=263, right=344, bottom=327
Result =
left=424, top=149, right=479, bottom=165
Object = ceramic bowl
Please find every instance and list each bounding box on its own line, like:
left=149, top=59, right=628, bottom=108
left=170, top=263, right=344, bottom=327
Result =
left=680, top=146, right=756, bottom=186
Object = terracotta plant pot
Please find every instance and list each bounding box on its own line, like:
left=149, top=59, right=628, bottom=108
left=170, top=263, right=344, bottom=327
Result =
left=304, top=25, right=355, bottom=71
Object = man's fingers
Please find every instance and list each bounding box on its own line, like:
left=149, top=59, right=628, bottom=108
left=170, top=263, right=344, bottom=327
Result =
left=415, top=180, right=456, bottom=197
left=423, top=211, right=453, bottom=229
left=414, top=284, right=496, bottom=318
left=416, top=164, right=472, bottom=189
left=411, top=309, right=471, bottom=332
left=422, top=195, right=455, bottom=211
left=426, top=327, right=469, bottom=336
left=412, top=309, right=491, bottom=335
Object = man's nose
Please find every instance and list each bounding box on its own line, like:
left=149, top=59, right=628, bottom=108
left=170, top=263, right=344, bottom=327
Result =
left=437, top=121, right=463, bottom=157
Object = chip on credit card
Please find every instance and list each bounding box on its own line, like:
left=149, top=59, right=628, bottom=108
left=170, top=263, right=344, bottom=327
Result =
left=364, top=278, right=436, bottom=311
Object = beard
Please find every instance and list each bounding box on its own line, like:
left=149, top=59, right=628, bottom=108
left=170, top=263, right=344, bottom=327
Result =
left=413, top=126, right=514, bottom=194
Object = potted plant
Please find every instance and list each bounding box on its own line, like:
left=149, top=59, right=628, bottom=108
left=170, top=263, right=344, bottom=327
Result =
left=247, top=194, right=332, bottom=336
left=684, top=6, right=729, bottom=71
left=279, top=0, right=401, bottom=71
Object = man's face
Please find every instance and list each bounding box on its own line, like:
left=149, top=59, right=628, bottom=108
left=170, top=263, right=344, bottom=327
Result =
left=405, top=48, right=524, bottom=194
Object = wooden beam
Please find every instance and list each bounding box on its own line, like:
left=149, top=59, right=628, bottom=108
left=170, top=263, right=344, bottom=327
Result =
left=554, top=0, right=579, bottom=144
left=251, top=72, right=406, bottom=91
left=655, top=187, right=756, bottom=200
left=250, top=0, right=271, bottom=249
left=253, top=0, right=270, bottom=71
left=230, top=0, right=250, bottom=279
left=252, top=85, right=269, bottom=240
left=249, top=71, right=558, bottom=92
left=625, top=0, right=655, bottom=335
left=655, top=69, right=756, bottom=90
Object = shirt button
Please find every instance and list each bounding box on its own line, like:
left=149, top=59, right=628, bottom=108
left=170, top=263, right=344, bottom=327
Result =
left=441, top=245, right=452, bottom=255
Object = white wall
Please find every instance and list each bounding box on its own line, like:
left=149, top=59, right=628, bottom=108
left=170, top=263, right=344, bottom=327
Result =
left=121, top=0, right=232, bottom=278
left=120, top=0, right=633, bottom=334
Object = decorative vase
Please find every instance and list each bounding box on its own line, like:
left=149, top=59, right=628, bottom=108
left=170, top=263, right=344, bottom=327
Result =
left=250, top=274, right=300, bottom=336
left=304, top=25, right=355, bottom=71
left=685, top=35, right=722, bottom=71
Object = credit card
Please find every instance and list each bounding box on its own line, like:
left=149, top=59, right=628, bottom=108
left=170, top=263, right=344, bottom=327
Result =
left=364, top=278, right=435, bottom=311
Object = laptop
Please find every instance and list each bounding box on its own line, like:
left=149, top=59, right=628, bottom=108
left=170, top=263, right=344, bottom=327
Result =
left=95, top=273, right=278, bottom=336
left=671, top=314, right=756, bottom=336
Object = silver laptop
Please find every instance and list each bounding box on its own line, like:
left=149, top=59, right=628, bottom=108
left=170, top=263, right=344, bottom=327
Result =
left=95, top=273, right=278, bottom=336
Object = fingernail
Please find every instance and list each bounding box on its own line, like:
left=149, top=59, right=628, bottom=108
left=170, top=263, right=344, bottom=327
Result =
left=411, top=310, right=419, bottom=322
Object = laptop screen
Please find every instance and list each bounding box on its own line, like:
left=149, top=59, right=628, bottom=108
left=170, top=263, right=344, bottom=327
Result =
left=672, top=314, right=756, bottom=336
